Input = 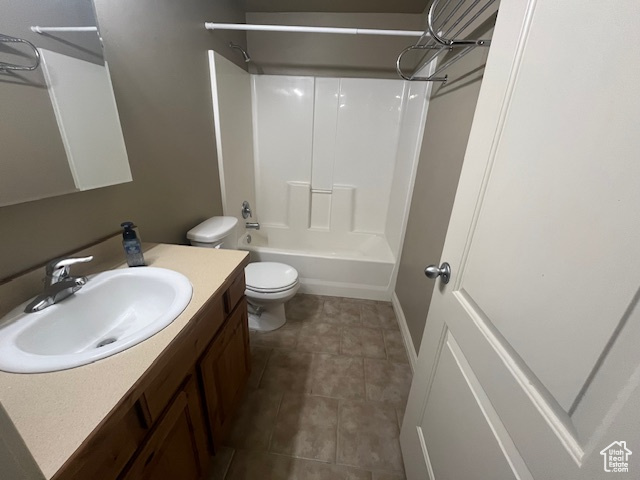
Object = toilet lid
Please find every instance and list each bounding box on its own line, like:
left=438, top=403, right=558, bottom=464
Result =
left=245, top=262, right=299, bottom=293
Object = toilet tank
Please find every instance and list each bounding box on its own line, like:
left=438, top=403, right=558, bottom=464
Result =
left=187, top=216, right=238, bottom=249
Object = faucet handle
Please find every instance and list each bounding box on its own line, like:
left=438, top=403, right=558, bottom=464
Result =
left=45, top=255, right=93, bottom=284
left=46, top=255, right=94, bottom=273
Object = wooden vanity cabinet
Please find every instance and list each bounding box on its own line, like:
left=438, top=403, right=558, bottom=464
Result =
left=199, top=298, right=251, bottom=445
left=53, top=267, right=250, bottom=480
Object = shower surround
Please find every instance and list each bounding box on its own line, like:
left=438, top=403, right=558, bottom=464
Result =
left=209, top=52, right=430, bottom=299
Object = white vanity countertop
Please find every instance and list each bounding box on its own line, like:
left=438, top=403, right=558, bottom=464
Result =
left=0, top=242, right=248, bottom=479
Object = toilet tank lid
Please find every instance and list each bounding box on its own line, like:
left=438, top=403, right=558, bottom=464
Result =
left=187, top=216, right=238, bottom=243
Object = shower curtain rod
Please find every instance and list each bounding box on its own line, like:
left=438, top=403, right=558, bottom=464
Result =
left=204, top=22, right=423, bottom=37
left=31, top=26, right=98, bottom=34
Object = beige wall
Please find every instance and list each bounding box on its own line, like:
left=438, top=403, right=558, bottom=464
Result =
left=395, top=29, right=494, bottom=354
left=242, top=0, right=428, bottom=14
left=0, top=0, right=247, bottom=280
left=246, top=12, right=424, bottom=78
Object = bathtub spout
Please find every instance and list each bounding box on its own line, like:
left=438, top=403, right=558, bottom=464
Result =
left=246, top=222, right=260, bottom=230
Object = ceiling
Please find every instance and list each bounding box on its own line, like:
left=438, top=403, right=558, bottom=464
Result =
left=240, top=0, right=429, bottom=14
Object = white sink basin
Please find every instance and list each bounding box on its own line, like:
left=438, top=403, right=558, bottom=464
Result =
left=0, top=267, right=192, bottom=373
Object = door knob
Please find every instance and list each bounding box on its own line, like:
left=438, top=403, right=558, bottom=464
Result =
left=424, top=262, right=451, bottom=284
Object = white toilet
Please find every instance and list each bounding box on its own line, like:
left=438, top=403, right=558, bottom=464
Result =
left=186, top=216, right=299, bottom=331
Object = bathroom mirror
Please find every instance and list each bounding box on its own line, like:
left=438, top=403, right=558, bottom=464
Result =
left=0, top=0, right=132, bottom=207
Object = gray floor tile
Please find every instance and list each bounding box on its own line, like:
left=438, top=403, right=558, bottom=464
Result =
left=361, top=304, right=398, bottom=330
left=297, top=322, right=342, bottom=354
left=372, top=472, right=406, bottom=480
left=341, top=297, right=378, bottom=307
left=341, top=326, right=386, bottom=359
left=225, top=450, right=372, bottom=480
left=382, top=330, right=409, bottom=364
left=289, top=459, right=372, bottom=479
left=322, top=298, right=362, bottom=326
left=309, top=353, right=366, bottom=400
left=225, top=390, right=282, bottom=451
left=270, top=393, right=339, bottom=462
left=207, top=446, right=234, bottom=480
left=259, top=349, right=314, bottom=393
left=223, top=295, right=411, bottom=480
left=224, top=450, right=293, bottom=480
left=286, top=294, right=325, bottom=321
left=250, top=321, right=301, bottom=349
left=337, top=400, right=404, bottom=473
left=364, top=359, right=412, bottom=408
left=247, top=346, right=272, bottom=389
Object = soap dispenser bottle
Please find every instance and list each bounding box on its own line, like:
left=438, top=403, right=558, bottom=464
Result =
left=121, top=221, right=146, bottom=267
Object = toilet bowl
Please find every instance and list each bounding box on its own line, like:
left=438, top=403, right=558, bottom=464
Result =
left=186, top=216, right=299, bottom=332
left=244, top=262, right=299, bottom=331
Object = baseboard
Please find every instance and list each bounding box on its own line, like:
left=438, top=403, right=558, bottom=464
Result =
left=391, top=292, right=418, bottom=373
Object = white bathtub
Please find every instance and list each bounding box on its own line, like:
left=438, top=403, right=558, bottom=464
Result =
left=238, top=227, right=395, bottom=300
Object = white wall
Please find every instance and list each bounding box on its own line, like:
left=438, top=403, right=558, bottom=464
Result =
left=251, top=75, right=314, bottom=227
left=333, top=78, right=405, bottom=233
left=252, top=74, right=405, bottom=235
left=209, top=52, right=256, bottom=224
left=385, top=81, right=430, bottom=254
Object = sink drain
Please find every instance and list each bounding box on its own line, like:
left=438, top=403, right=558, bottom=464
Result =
left=96, top=337, right=117, bottom=348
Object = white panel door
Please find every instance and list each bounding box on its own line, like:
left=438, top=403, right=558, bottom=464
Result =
left=401, top=1, right=640, bottom=479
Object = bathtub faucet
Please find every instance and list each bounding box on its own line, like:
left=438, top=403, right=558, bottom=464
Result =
left=245, top=222, right=260, bottom=230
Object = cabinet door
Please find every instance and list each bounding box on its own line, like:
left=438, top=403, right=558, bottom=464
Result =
left=121, top=377, right=208, bottom=480
left=200, top=299, right=251, bottom=445
left=54, top=401, right=149, bottom=480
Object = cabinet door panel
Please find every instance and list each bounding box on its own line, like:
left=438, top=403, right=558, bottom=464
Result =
left=143, top=296, right=224, bottom=422
left=54, top=400, right=148, bottom=480
left=200, top=299, right=250, bottom=444
left=224, top=272, right=246, bottom=314
left=122, top=377, right=208, bottom=480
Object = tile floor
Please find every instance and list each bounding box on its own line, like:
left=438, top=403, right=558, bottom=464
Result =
left=208, top=294, right=413, bottom=480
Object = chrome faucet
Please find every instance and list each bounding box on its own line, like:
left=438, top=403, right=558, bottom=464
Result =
left=245, top=222, right=260, bottom=230
left=25, top=256, right=93, bottom=313
left=45, top=255, right=93, bottom=286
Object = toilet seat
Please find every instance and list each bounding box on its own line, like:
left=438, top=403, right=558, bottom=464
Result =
left=246, top=283, right=297, bottom=294
left=245, top=262, right=299, bottom=294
